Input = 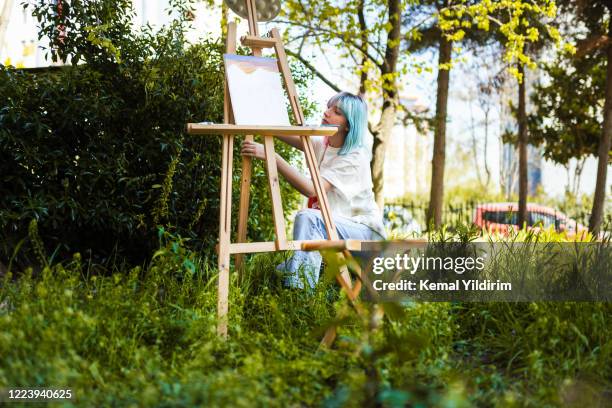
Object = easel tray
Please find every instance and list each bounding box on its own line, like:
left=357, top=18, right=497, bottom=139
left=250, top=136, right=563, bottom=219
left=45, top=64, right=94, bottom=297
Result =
left=187, top=123, right=338, bottom=137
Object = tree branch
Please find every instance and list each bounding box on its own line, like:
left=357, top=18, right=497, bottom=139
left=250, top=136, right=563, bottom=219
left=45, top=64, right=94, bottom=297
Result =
left=275, top=19, right=384, bottom=67
left=575, top=34, right=610, bottom=59
left=285, top=48, right=342, bottom=92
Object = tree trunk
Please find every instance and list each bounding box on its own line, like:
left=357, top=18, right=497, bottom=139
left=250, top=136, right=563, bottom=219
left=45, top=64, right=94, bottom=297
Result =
left=589, top=19, right=612, bottom=235
left=572, top=157, right=586, bottom=198
left=358, top=0, right=368, bottom=95
left=564, top=162, right=571, bottom=195
left=517, top=63, right=528, bottom=228
left=498, top=90, right=509, bottom=196
left=426, top=36, right=452, bottom=229
left=220, top=1, right=228, bottom=45
left=483, top=107, right=491, bottom=188
left=371, top=98, right=397, bottom=208
left=370, top=0, right=401, bottom=209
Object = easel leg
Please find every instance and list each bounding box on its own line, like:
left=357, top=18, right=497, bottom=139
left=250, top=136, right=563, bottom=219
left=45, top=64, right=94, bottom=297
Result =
left=217, top=251, right=230, bottom=338
left=217, top=134, right=234, bottom=338
left=235, top=135, right=253, bottom=272
left=320, top=250, right=368, bottom=349
left=263, top=135, right=288, bottom=250
left=218, top=21, right=236, bottom=338
left=343, top=249, right=363, bottom=299
left=271, top=29, right=361, bottom=347
left=321, top=326, right=337, bottom=348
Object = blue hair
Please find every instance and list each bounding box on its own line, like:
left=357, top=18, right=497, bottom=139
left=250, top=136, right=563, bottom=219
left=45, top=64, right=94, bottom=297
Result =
left=327, top=92, right=367, bottom=155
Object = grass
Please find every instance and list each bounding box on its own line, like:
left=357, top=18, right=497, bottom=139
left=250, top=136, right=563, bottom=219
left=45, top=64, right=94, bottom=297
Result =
left=0, top=229, right=610, bottom=407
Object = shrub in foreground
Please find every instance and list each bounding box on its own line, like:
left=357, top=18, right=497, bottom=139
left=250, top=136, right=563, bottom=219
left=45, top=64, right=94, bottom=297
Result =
left=0, top=0, right=310, bottom=266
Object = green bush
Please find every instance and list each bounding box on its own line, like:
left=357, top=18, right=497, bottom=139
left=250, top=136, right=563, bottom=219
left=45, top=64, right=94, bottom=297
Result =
left=452, top=302, right=612, bottom=405
left=0, top=233, right=453, bottom=407
left=3, top=234, right=608, bottom=406
left=0, top=0, right=310, bottom=266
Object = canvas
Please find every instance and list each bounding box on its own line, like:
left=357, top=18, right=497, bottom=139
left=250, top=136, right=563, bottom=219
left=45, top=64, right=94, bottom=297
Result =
left=224, top=54, right=291, bottom=126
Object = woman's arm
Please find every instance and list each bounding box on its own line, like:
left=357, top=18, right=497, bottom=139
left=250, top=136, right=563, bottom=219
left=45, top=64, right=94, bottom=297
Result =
left=275, top=125, right=338, bottom=152
left=275, top=152, right=333, bottom=197
left=241, top=140, right=331, bottom=197
left=274, top=135, right=304, bottom=151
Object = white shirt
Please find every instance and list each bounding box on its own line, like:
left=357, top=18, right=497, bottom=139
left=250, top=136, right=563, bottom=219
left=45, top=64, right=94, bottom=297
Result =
left=311, top=137, right=386, bottom=238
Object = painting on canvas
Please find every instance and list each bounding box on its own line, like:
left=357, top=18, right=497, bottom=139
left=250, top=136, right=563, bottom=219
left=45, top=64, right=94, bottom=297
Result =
left=224, top=54, right=291, bottom=126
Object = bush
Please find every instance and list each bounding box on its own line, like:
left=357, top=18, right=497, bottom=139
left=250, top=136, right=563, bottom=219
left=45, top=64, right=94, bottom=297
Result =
left=3, top=236, right=607, bottom=406
left=452, top=302, right=612, bottom=405
left=0, top=1, right=311, bottom=266
left=0, top=233, right=453, bottom=407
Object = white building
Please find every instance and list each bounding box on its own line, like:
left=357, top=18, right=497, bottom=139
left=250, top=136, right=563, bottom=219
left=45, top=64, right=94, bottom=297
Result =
left=0, top=0, right=45, bottom=67
left=383, top=94, right=431, bottom=201
left=0, top=0, right=189, bottom=68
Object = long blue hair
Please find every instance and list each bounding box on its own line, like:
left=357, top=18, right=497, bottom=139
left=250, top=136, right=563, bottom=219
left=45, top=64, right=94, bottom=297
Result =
left=327, top=92, right=368, bottom=155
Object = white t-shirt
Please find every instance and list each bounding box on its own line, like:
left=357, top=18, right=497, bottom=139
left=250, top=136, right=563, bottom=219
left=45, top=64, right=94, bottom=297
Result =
left=311, top=137, right=386, bottom=238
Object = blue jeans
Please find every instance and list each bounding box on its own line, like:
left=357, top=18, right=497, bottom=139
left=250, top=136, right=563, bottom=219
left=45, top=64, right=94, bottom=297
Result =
left=277, top=209, right=382, bottom=289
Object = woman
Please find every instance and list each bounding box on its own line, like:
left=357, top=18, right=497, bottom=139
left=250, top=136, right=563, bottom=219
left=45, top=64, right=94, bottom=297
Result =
left=241, top=91, right=385, bottom=289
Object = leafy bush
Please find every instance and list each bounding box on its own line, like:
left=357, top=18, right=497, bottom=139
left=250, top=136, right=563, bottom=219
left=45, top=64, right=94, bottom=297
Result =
left=0, top=230, right=460, bottom=406
left=452, top=302, right=612, bottom=405
left=0, top=1, right=311, bottom=265
left=1, top=234, right=609, bottom=406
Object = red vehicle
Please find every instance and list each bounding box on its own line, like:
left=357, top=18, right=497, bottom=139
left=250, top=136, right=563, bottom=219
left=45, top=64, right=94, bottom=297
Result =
left=473, top=202, right=588, bottom=237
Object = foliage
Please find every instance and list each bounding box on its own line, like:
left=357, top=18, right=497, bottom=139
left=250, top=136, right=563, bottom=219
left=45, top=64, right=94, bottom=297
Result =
left=453, top=302, right=611, bottom=406
left=27, top=0, right=138, bottom=66
left=0, top=0, right=315, bottom=265
left=281, top=0, right=566, bottom=95
left=280, top=0, right=437, bottom=132
left=282, top=0, right=404, bottom=93
left=556, top=0, right=612, bottom=35
left=526, top=7, right=609, bottom=164
left=550, top=0, right=612, bottom=234
left=528, top=54, right=606, bottom=163
left=437, top=0, right=571, bottom=81
left=0, top=232, right=610, bottom=406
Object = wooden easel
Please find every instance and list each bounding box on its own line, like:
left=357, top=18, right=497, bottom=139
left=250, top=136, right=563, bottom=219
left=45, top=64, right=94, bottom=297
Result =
left=187, top=0, right=366, bottom=346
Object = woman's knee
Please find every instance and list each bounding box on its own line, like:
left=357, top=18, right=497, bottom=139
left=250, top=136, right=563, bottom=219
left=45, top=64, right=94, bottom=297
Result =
left=293, top=209, right=325, bottom=238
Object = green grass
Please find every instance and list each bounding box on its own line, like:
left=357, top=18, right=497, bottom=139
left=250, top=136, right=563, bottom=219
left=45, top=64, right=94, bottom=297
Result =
left=0, top=231, right=610, bottom=407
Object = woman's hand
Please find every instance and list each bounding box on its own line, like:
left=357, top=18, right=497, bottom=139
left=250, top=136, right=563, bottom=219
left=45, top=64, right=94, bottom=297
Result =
left=241, top=140, right=266, bottom=160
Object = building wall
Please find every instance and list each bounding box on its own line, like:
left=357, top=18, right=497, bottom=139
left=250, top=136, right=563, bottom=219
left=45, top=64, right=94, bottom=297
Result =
left=0, top=0, right=45, bottom=67
left=383, top=122, right=430, bottom=201
left=0, top=0, right=176, bottom=68
left=502, top=143, right=543, bottom=197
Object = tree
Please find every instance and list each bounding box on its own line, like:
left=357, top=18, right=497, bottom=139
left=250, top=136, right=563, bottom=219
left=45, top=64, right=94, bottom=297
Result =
left=281, top=0, right=405, bottom=207
left=282, top=0, right=562, bottom=223
left=402, top=0, right=455, bottom=229
left=432, top=0, right=560, bottom=229
left=529, top=54, right=605, bottom=165
left=516, top=61, right=528, bottom=226
left=403, top=0, right=493, bottom=228
left=511, top=16, right=558, bottom=228
left=475, top=76, right=496, bottom=189
left=553, top=0, right=612, bottom=234
left=463, top=65, right=499, bottom=190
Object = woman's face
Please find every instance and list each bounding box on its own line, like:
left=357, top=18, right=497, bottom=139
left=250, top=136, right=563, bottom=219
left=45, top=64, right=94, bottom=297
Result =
left=321, top=102, right=348, bottom=132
